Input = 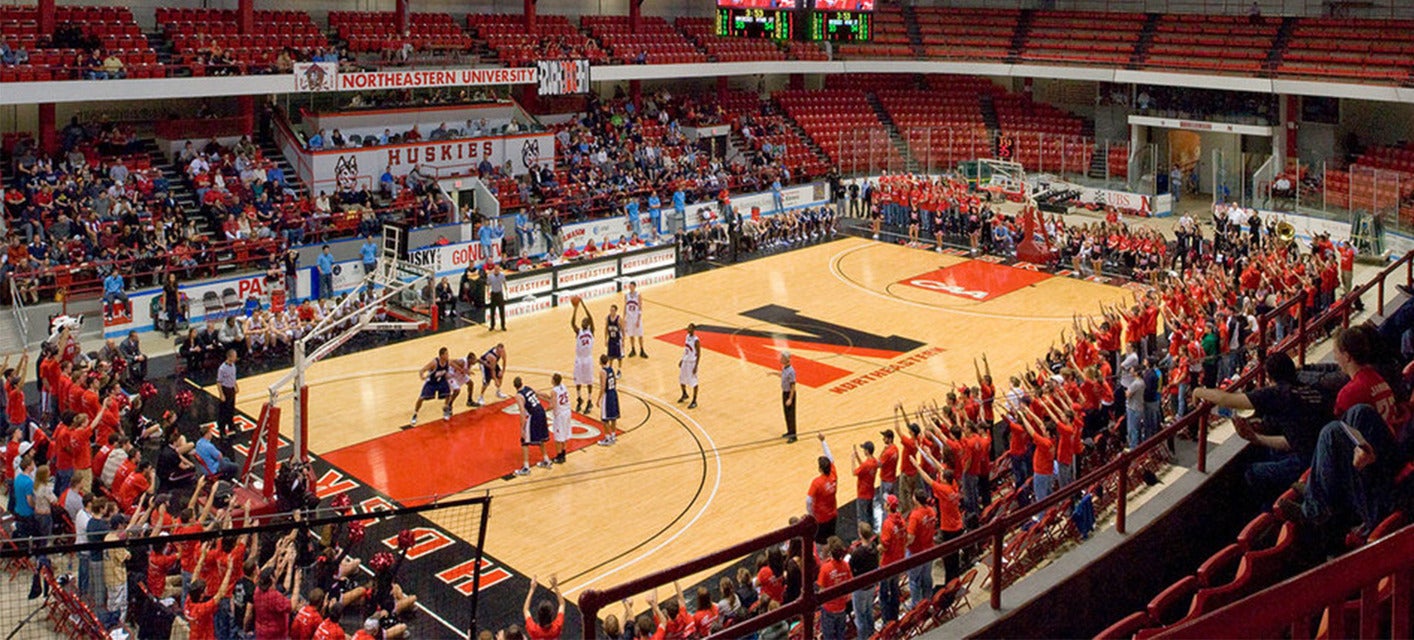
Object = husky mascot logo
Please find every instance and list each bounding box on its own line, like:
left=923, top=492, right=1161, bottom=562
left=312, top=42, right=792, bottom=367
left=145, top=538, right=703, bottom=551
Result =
left=334, top=155, right=358, bottom=190
left=521, top=139, right=542, bottom=170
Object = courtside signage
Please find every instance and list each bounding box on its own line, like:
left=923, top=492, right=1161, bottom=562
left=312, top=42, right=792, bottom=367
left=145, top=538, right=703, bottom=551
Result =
left=504, top=271, right=554, bottom=298
left=556, top=261, right=619, bottom=288
left=619, top=248, right=676, bottom=273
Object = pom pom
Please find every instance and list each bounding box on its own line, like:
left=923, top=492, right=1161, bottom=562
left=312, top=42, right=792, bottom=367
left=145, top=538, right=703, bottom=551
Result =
left=330, top=494, right=352, bottom=513
left=139, top=383, right=159, bottom=400
left=368, top=551, right=396, bottom=574
left=111, top=357, right=128, bottom=374
left=173, top=389, right=194, bottom=411
left=345, top=521, right=366, bottom=546
left=396, top=529, right=416, bottom=551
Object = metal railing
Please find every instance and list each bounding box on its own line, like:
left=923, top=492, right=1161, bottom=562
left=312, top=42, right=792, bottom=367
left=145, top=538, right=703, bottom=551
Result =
left=8, top=276, right=31, bottom=348
left=577, top=249, right=1414, bottom=639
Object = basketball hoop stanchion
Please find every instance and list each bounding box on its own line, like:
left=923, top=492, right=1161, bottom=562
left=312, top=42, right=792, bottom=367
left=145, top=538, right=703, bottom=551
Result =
left=265, top=235, right=434, bottom=466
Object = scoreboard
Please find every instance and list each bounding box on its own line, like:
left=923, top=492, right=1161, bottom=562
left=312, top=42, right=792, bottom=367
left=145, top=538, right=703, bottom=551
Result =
left=715, top=1, right=870, bottom=41
left=716, top=7, right=795, bottom=40
left=806, top=10, right=871, bottom=41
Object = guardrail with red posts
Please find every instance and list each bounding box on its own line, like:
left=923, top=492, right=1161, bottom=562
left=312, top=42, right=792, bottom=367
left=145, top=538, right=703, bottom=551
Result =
left=577, top=250, right=1414, bottom=639
left=10, top=237, right=283, bottom=304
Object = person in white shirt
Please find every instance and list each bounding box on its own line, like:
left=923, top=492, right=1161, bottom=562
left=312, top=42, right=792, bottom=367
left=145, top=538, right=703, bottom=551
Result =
left=549, top=373, right=572, bottom=463
left=678, top=323, right=701, bottom=409
left=570, top=301, right=596, bottom=413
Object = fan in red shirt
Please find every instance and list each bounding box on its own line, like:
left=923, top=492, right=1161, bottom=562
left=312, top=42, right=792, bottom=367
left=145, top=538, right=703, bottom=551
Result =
left=917, top=445, right=966, bottom=583
left=312, top=600, right=348, bottom=640
left=808, top=433, right=840, bottom=550
left=523, top=575, right=565, bottom=640
left=648, top=585, right=694, bottom=640
left=690, top=586, right=721, bottom=636
left=290, top=589, right=327, bottom=640
left=185, top=546, right=237, bottom=640
left=904, top=488, right=938, bottom=608
left=877, top=429, right=899, bottom=506
left=894, top=405, right=922, bottom=513
left=1333, top=327, right=1405, bottom=437
left=876, top=494, right=907, bottom=623
left=815, top=537, right=854, bottom=638
left=852, top=441, right=879, bottom=529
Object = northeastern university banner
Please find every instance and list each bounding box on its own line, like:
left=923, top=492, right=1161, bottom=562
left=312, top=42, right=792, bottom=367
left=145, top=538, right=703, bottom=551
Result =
left=294, top=65, right=537, bottom=93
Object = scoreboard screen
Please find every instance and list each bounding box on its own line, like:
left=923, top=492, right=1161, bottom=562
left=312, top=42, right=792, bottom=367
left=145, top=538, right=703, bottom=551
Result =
left=807, top=10, right=871, bottom=41
left=716, top=7, right=795, bottom=40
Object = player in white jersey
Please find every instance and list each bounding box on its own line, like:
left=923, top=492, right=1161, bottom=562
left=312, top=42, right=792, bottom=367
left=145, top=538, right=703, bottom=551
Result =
left=549, top=372, right=572, bottom=463
left=570, top=299, right=597, bottom=413
left=678, top=323, right=701, bottom=409
left=624, top=281, right=646, bottom=358
left=446, top=350, right=474, bottom=410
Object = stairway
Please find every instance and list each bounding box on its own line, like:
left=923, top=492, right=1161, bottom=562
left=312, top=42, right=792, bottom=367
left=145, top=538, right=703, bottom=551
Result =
left=865, top=91, right=918, bottom=173
left=257, top=132, right=308, bottom=198
left=1265, top=16, right=1299, bottom=73
left=1128, top=13, right=1161, bottom=69
left=979, top=94, right=1001, bottom=157
left=1006, top=9, right=1035, bottom=64
left=1087, top=144, right=1108, bottom=179
left=901, top=4, right=925, bottom=58
left=773, top=100, right=834, bottom=170
left=142, top=138, right=204, bottom=231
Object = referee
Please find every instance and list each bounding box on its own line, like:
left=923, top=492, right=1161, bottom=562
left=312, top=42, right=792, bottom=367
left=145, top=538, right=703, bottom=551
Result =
left=486, top=263, right=507, bottom=331
left=217, top=349, right=239, bottom=439
left=779, top=352, right=797, bottom=443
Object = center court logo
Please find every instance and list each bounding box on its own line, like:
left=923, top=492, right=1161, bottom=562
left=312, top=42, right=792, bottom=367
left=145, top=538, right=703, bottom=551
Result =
left=655, top=304, right=929, bottom=388
left=898, top=260, right=1054, bottom=302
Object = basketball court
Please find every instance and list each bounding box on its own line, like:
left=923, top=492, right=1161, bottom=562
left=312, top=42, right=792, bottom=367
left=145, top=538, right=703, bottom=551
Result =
left=217, top=235, right=1136, bottom=614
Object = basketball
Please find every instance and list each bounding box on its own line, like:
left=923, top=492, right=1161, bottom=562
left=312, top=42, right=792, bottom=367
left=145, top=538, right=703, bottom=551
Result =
left=570, top=295, right=583, bottom=307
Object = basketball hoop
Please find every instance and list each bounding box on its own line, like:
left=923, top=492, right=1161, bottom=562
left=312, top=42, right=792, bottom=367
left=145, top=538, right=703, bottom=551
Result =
left=250, top=226, right=435, bottom=497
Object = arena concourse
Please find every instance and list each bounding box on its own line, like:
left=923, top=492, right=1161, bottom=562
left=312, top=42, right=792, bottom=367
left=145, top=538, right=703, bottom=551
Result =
left=4, top=0, right=1414, bottom=638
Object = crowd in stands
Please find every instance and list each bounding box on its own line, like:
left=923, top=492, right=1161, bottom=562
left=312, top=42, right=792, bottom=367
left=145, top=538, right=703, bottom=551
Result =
left=0, top=305, right=435, bottom=639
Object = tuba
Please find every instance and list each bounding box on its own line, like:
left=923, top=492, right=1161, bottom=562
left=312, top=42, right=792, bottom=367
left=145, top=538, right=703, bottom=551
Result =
left=1276, top=219, right=1296, bottom=244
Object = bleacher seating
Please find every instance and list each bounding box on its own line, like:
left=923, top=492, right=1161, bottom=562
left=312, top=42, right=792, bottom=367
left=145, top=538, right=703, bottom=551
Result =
left=0, top=5, right=161, bottom=81
left=328, top=11, right=471, bottom=54
left=467, top=13, right=608, bottom=67
left=1106, top=143, right=1130, bottom=179
left=775, top=89, right=904, bottom=171
left=992, top=92, right=1092, bottom=174
left=836, top=5, right=914, bottom=59
left=914, top=7, right=1018, bottom=61
left=676, top=17, right=785, bottom=62
left=1144, top=14, right=1278, bottom=75
left=156, top=8, right=326, bottom=74
left=875, top=75, right=996, bottom=169
left=1280, top=18, right=1414, bottom=84
left=1020, top=11, right=1144, bottom=67
left=581, top=15, right=706, bottom=65
left=783, top=40, right=829, bottom=61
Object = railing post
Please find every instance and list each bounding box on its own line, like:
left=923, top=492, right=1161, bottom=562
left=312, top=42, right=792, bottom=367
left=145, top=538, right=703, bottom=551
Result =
left=801, top=529, right=818, bottom=637
left=1297, top=303, right=1307, bottom=367
left=1197, top=411, right=1208, bottom=474
left=990, top=528, right=1004, bottom=610
left=1257, top=315, right=1268, bottom=384
left=1116, top=459, right=1129, bottom=535
left=1379, top=279, right=1386, bottom=317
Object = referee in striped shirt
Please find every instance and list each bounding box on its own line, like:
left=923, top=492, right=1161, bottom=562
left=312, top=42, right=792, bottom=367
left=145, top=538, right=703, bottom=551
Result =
left=776, top=352, right=798, bottom=443
left=217, top=349, right=239, bottom=439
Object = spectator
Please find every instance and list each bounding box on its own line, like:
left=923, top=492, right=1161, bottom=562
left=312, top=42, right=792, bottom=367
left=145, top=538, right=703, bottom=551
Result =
left=193, top=424, right=239, bottom=479
left=847, top=522, right=878, bottom=640
left=103, top=270, right=129, bottom=313
left=120, top=331, right=147, bottom=381
left=317, top=245, right=334, bottom=299
left=816, top=536, right=852, bottom=640
left=904, top=488, right=936, bottom=609
left=523, top=575, right=564, bottom=639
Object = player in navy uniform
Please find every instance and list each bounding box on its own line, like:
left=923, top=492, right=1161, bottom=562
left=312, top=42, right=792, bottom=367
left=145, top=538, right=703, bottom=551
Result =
left=514, top=376, right=552, bottom=475
left=597, top=354, right=620, bottom=446
left=410, top=347, right=452, bottom=427
left=604, top=304, right=625, bottom=376
left=475, top=343, right=507, bottom=406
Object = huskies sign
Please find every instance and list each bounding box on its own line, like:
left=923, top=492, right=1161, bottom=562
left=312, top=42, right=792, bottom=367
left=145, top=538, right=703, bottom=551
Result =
left=300, top=133, right=555, bottom=190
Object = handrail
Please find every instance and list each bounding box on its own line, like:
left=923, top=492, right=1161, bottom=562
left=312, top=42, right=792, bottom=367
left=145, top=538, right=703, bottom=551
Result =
left=10, top=237, right=283, bottom=303
left=577, top=249, right=1414, bottom=638
left=9, top=276, right=30, bottom=348
left=578, top=516, right=819, bottom=638
left=1153, top=523, right=1414, bottom=639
